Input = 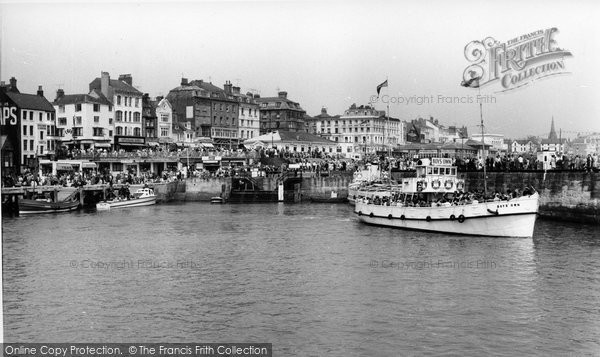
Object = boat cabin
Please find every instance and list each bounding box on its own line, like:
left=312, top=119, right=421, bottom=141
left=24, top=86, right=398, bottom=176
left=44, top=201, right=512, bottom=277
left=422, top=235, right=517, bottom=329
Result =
left=402, top=158, right=465, bottom=194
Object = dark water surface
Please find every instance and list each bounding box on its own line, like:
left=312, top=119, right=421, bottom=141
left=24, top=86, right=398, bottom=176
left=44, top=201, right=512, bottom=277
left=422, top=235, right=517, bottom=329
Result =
left=3, top=203, right=600, bottom=355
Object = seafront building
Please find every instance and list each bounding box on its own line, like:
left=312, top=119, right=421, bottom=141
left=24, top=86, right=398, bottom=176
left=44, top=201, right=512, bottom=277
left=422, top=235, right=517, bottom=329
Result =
left=89, top=72, right=145, bottom=150
left=1, top=77, right=56, bottom=175
left=232, top=86, right=260, bottom=141
left=328, top=104, right=404, bottom=159
left=53, top=88, right=114, bottom=150
left=166, top=78, right=241, bottom=148
left=255, top=91, right=306, bottom=134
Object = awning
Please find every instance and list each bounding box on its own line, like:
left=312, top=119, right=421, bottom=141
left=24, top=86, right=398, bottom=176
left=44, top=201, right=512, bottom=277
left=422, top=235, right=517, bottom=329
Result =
left=201, top=143, right=215, bottom=148
left=56, top=163, right=74, bottom=171
left=94, top=143, right=112, bottom=148
left=82, top=162, right=97, bottom=169
left=147, top=142, right=160, bottom=147
left=118, top=142, right=146, bottom=147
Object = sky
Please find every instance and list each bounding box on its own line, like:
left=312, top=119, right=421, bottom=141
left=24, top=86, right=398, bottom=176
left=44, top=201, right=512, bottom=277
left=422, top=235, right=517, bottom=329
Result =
left=1, top=0, right=599, bottom=139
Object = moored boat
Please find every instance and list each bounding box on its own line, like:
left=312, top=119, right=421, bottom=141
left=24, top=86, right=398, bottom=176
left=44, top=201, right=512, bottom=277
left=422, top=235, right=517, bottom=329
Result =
left=96, top=187, right=157, bottom=210
left=19, top=189, right=80, bottom=215
left=354, top=158, right=540, bottom=237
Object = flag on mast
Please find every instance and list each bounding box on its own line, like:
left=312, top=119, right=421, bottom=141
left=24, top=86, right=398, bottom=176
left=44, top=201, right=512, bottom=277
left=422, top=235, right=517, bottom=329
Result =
left=376, top=79, right=388, bottom=96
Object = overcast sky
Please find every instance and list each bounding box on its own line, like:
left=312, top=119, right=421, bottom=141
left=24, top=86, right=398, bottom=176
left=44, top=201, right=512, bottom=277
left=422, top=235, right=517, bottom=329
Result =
left=1, top=0, right=598, bottom=138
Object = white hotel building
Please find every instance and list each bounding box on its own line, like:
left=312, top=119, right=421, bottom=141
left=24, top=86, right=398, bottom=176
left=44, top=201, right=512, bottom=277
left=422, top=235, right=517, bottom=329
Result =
left=316, top=104, right=405, bottom=159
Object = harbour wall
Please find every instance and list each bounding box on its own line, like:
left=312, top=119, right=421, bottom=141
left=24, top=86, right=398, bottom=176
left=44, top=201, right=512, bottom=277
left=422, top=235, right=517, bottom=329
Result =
left=171, top=171, right=598, bottom=223
left=458, top=171, right=600, bottom=224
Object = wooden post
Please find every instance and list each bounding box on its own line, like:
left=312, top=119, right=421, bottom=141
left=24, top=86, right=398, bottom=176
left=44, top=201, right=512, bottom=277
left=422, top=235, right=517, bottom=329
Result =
left=79, top=188, right=85, bottom=206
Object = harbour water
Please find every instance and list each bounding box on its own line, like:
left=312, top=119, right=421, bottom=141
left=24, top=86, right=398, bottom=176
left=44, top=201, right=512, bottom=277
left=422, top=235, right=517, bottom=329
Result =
left=2, top=203, right=600, bottom=355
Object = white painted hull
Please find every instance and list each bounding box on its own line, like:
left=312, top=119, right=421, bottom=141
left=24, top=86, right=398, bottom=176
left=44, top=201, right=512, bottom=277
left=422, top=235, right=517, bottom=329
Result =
left=355, top=194, right=539, bottom=237
left=96, top=196, right=156, bottom=210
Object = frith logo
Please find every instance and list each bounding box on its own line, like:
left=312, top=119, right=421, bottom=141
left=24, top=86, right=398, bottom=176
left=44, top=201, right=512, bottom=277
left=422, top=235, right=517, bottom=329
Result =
left=1, top=105, right=18, bottom=125
left=462, top=28, right=572, bottom=92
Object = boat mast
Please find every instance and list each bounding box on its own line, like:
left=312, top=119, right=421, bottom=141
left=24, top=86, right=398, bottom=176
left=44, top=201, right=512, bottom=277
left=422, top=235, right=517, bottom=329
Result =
left=479, top=86, right=487, bottom=195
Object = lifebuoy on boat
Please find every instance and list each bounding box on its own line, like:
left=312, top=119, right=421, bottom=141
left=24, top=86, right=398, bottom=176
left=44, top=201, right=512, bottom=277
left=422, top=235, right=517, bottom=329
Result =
left=456, top=181, right=465, bottom=191
left=369, top=212, right=374, bottom=218
left=445, top=180, right=453, bottom=190
left=426, top=216, right=432, bottom=222
left=458, top=214, right=465, bottom=223
left=450, top=214, right=456, bottom=221
left=400, top=215, right=406, bottom=220
left=432, top=180, right=441, bottom=190
left=388, top=214, right=393, bottom=219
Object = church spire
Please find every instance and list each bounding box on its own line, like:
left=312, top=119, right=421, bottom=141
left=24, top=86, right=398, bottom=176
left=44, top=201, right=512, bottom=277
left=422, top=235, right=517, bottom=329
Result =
left=548, top=116, right=558, bottom=142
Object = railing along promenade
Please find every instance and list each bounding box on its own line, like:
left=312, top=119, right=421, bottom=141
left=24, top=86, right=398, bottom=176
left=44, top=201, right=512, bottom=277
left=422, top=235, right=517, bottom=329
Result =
left=70, top=150, right=255, bottom=162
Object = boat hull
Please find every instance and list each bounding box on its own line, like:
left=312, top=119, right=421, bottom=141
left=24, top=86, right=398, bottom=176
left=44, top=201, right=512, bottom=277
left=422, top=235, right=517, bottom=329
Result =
left=97, top=196, right=156, bottom=209
left=355, top=194, right=539, bottom=237
left=19, top=199, right=80, bottom=215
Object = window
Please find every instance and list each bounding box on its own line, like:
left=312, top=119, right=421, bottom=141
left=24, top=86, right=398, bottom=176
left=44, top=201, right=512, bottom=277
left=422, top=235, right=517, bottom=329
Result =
left=161, top=128, right=169, bottom=137
left=75, top=103, right=82, bottom=112
left=94, top=116, right=100, bottom=123
left=109, top=118, right=113, bottom=124
left=39, top=113, right=43, bottom=121
left=135, top=98, right=139, bottom=107
left=73, top=127, right=83, bottom=137
left=93, top=104, right=100, bottom=112
left=109, top=130, right=113, bottom=137
left=116, top=127, right=122, bottom=135
left=40, top=131, right=44, bottom=140
left=30, top=125, right=33, bottom=135
left=134, top=113, right=141, bottom=122
left=23, top=140, right=27, bottom=151
left=93, top=128, right=103, bottom=136
left=117, top=95, right=122, bottom=105
left=134, top=127, right=141, bottom=137
left=74, top=116, right=82, bottom=125
left=30, top=140, right=34, bottom=151
left=161, top=114, right=169, bottom=122
left=22, top=125, right=27, bottom=135
left=276, top=102, right=281, bottom=108
left=186, top=106, right=193, bottom=119
left=56, top=128, right=64, bottom=137
left=108, top=105, right=112, bottom=112
left=23, top=111, right=28, bottom=120
left=116, top=111, right=123, bottom=122
left=58, top=105, right=65, bottom=113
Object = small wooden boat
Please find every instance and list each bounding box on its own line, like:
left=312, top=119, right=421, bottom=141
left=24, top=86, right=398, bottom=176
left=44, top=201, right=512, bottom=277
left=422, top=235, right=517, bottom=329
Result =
left=96, top=188, right=157, bottom=210
left=210, top=196, right=225, bottom=204
left=19, top=189, right=80, bottom=214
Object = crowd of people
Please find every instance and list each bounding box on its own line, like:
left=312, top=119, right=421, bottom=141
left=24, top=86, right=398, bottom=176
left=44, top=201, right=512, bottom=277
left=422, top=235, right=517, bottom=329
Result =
left=363, top=186, right=537, bottom=208
left=1, top=145, right=598, bottom=189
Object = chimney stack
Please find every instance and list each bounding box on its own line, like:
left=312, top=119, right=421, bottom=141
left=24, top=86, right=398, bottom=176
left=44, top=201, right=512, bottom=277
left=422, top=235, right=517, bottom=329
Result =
left=37, top=85, right=44, bottom=97
left=232, top=86, right=240, bottom=95
left=278, top=91, right=287, bottom=99
left=56, top=89, right=65, bottom=100
left=224, top=80, right=232, bottom=94
left=321, top=107, right=327, bottom=115
left=118, top=74, right=133, bottom=86
left=253, top=94, right=260, bottom=99
left=181, top=78, right=188, bottom=86
left=100, top=71, right=110, bottom=98
left=9, top=77, right=17, bottom=91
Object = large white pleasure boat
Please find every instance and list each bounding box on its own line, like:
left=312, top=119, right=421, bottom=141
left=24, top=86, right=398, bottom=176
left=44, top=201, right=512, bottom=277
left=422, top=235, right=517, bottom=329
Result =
left=354, top=158, right=539, bottom=237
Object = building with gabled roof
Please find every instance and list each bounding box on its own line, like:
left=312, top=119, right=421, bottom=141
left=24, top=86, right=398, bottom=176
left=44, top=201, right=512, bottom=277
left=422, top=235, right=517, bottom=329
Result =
left=1, top=77, right=56, bottom=175
left=89, top=72, right=145, bottom=149
left=53, top=88, right=114, bottom=150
